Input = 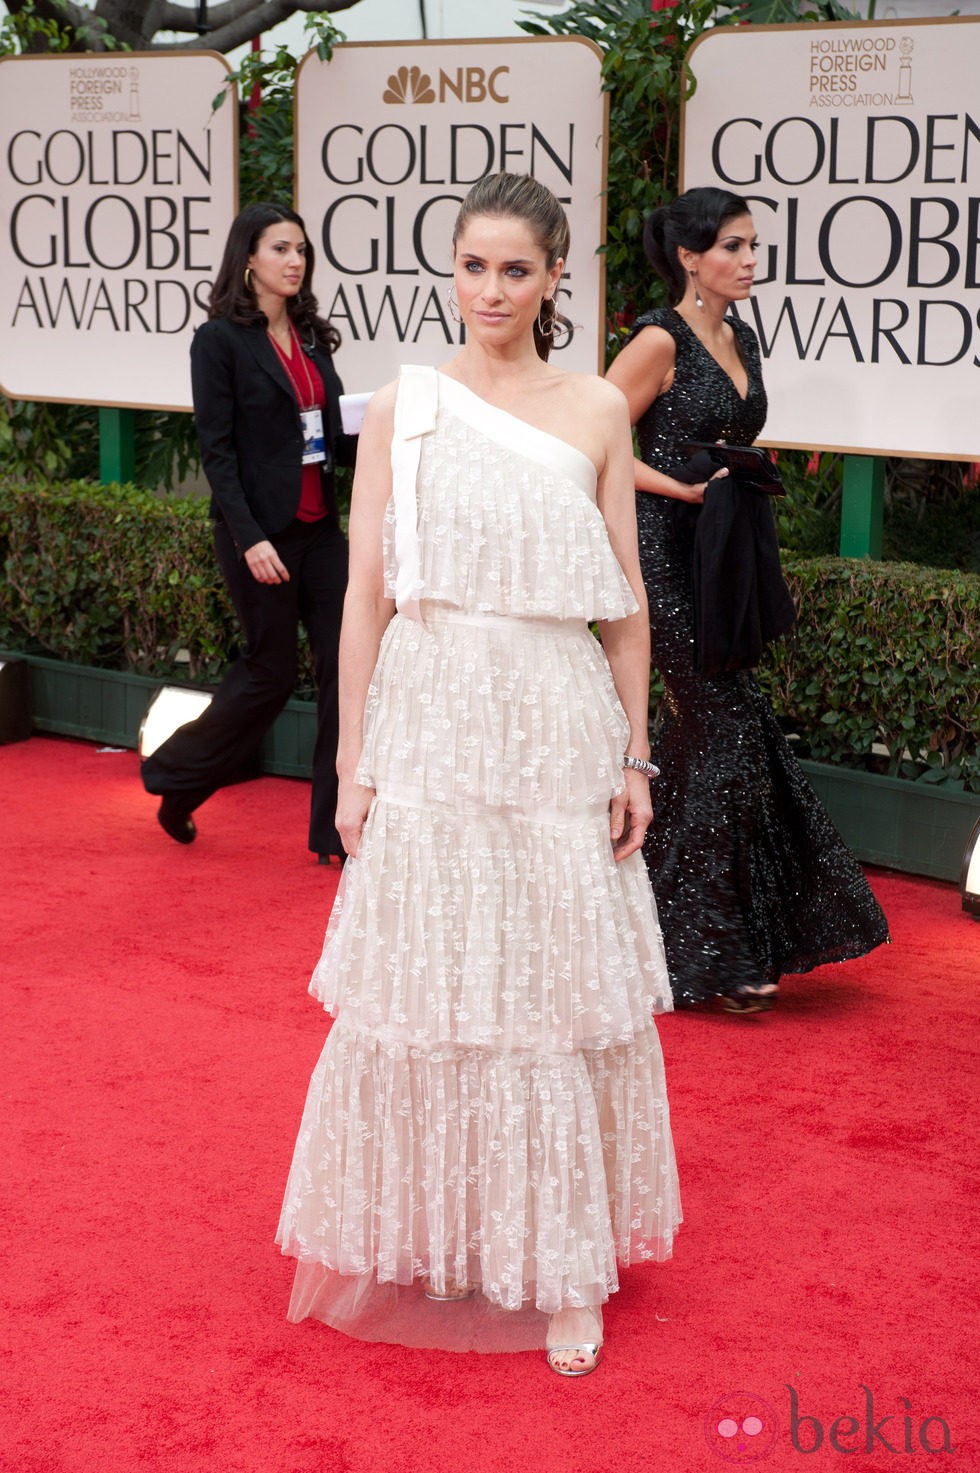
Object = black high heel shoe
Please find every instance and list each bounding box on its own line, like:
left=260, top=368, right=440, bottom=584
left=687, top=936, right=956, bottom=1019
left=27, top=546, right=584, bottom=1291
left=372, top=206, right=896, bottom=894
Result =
left=157, top=797, right=196, bottom=845
left=718, top=986, right=778, bottom=1015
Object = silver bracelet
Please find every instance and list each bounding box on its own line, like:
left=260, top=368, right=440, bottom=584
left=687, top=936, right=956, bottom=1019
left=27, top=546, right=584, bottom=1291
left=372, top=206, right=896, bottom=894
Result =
left=623, top=754, right=660, bottom=779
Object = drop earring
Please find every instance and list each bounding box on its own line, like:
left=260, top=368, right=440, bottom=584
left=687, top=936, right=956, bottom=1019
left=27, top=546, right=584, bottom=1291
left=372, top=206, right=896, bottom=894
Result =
left=447, top=286, right=461, bottom=324
left=690, top=271, right=703, bottom=309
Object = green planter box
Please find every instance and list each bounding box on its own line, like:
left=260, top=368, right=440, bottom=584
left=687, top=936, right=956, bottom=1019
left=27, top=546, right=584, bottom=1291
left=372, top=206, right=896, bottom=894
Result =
left=4, top=651, right=317, bottom=780
left=260, top=697, right=316, bottom=778
left=26, top=656, right=160, bottom=746
left=800, top=760, right=980, bottom=883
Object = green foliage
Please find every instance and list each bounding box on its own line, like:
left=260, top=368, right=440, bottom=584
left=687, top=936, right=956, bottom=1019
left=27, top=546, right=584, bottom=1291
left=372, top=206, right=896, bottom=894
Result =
left=521, top=0, right=727, bottom=333
left=0, top=478, right=236, bottom=680
left=880, top=461, right=980, bottom=574
left=0, top=399, right=98, bottom=480
left=883, top=485, right=980, bottom=574
left=214, top=13, right=346, bottom=202
left=0, top=475, right=347, bottom=691
left=772, top=450, right=842, bottom=556
left=732, top=0, right=851, bottom=22
left=0, top=0, right=121, bottom=54
left=768, top=453, right=980, bottom=571
left=1, top=0, right=70, bottom=52
left=130, top=411, right=202, bottom=491
left=0, top=398, right=203, bottom=490
left=758, top=557, right=980, bottom=792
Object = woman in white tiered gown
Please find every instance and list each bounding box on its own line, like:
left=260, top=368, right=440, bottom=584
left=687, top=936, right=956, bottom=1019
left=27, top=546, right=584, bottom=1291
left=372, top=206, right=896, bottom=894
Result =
left=277, top=174, right=681, bottom=1374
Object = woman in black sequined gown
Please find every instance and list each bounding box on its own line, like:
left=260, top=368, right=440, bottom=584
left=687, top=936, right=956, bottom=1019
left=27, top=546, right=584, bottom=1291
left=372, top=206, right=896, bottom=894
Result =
left=607, top=188, right=889, bottom=1010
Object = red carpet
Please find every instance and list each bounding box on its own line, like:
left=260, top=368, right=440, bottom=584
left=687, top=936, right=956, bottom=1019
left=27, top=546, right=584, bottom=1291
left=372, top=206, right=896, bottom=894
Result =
left=2, top=735, right=977, bottom=1473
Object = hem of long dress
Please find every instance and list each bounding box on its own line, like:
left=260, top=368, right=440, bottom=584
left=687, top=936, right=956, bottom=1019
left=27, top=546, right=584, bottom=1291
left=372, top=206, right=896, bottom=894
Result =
left=280, top=1261, right=613, bottom=1353
left=670, top=930, right=891, bottom=1006
left=776, top=932, right=890, bottom=980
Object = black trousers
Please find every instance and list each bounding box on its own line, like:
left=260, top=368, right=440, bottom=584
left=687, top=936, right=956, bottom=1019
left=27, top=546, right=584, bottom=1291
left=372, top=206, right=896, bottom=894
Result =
left=141, top=516, right=348, bottom=855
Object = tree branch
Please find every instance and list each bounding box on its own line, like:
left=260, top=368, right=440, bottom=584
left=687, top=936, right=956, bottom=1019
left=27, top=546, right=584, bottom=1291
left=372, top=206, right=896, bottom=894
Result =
left=96, top=0, right=171, bottom=49
left=159, top=0, right=361, bottom=49
left=6, top=0, right=362, bottom=52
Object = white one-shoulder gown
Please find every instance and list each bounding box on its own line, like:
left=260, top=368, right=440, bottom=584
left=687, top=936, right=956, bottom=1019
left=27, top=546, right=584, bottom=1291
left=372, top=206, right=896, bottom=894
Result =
left=276, top=367, right=681, bottom=1352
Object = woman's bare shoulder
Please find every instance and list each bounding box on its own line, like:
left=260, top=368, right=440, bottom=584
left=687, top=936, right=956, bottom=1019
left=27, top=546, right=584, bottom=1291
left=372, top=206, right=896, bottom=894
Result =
left=360, top=378, right=399, bottom=428
left=559, top=371, right=632, bottom=420
left=604, top=324, right=677, bottom=408
left=617, top=321, right=677, bottom=366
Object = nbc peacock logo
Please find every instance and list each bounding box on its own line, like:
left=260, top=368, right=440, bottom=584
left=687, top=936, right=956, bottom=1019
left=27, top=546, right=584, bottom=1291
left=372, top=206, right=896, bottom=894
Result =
left=383, top=65, right=435, bottom=104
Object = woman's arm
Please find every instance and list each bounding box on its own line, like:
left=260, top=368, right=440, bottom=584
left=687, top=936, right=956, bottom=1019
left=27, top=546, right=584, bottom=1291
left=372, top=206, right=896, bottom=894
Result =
left=591, top=381, right=655, bottom=862
left=334, top=381, right=398, bottom=858
left=315, top=347, right=359, bottom=470
left=190, top=323, right=267, bottom=553
left=191, top=322, right=291, bottom=583
left=605, top=326, right=717, bottom=506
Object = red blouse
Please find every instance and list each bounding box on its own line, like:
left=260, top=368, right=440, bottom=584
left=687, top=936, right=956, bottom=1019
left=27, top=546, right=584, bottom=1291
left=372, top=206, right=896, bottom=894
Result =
left=268, top=325, right=328, bottom=522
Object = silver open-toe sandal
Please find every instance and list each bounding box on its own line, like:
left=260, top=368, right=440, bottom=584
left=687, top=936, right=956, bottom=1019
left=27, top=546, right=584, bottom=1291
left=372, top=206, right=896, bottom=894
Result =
left=546, top=1343, right=603, bottom=1377
left=423, top=1280, right=473, bottom=1302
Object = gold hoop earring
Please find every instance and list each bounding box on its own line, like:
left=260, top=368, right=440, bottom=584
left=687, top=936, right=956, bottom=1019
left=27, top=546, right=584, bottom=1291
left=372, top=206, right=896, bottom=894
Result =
left=244, top=266, right=253, bottom=292
left=447, top=286, right=461, bottom=324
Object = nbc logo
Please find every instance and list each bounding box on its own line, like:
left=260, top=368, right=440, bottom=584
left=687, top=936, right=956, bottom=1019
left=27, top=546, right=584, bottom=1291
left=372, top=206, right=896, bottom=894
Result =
left=383, top=66, right=435, bottom=105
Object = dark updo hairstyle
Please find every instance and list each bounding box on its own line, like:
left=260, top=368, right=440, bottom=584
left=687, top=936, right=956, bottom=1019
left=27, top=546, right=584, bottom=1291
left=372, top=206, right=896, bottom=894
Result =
left=642, top=187, right=752, bottom=307
left=452, top=172, right=571, bottom=361
left=208, top=201, right=340, bottom=354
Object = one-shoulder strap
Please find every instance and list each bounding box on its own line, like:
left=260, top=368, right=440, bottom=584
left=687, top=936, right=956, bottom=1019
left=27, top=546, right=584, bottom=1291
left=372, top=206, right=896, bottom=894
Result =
left=390, top=364, right=439, bottom=621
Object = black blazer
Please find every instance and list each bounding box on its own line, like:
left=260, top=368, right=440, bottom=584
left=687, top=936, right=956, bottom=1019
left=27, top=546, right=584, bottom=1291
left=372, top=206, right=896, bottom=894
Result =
left=190, top=317, right=355, bottom=556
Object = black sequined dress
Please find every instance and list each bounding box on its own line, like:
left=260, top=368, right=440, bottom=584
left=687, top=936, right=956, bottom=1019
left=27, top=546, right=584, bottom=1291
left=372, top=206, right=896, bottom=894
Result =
left=632, top=307, right=889, bottom=1006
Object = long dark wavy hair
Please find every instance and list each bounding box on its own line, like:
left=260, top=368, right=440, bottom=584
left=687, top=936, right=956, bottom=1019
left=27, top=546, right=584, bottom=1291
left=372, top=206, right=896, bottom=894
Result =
left=208, top=201, right=340, bottom=354
left=643, top=187, right=752, bottom=306
left=452, top=172, right=571, bottom=362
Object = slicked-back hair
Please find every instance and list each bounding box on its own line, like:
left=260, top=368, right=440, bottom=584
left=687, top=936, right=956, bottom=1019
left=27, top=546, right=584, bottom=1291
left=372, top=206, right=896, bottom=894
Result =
left=452, top=172, right=571, bottom=361
left=642, top=187, right=752, bottom=306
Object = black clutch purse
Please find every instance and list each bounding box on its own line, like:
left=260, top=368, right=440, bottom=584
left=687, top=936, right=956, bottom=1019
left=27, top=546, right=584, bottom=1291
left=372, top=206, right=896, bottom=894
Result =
left=680, top=441, right=785, bottom=496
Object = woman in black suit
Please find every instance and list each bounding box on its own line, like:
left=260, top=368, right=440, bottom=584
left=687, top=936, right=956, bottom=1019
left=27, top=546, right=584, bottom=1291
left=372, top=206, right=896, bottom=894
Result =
left=141, top=201, right=354, bottom=860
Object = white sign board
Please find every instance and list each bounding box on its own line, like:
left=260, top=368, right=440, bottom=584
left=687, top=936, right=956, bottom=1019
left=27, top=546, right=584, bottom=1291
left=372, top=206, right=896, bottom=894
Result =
left=0, top=53, right=238, bottom=410
left=682, top=19, right=980, bottom=459
left=295, top=38, right=607, bottom=390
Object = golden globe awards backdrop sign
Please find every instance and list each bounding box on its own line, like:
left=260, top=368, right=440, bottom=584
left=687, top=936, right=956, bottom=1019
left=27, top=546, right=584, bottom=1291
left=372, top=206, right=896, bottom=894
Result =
left=0, top=53, right=237, bottom=410
left=682, top=19, right=980, bottom=459
left=295, top=37, right=607, bottom=389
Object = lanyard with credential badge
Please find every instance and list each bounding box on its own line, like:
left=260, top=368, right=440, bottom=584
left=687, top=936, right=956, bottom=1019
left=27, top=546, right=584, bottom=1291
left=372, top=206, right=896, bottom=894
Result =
left=269, top=326, right=328, bottom=466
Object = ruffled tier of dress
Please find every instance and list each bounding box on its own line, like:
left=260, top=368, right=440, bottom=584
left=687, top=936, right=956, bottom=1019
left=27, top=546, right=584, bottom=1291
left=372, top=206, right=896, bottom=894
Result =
left=276, top=1021, right=679, bottom=1334
left=382, top=376, right=639, bottom=624
left=313, top=797, right=671, bottom=1052
left=359, top=606, right=632, bottom=827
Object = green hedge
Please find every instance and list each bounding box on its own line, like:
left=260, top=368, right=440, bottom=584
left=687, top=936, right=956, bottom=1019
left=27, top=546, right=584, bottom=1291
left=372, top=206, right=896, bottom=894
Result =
left=0, top=478, right=236, bottom=682
left=760, top=557, right=980, bottom=792
left=2, top=480, right=978, bottom=792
